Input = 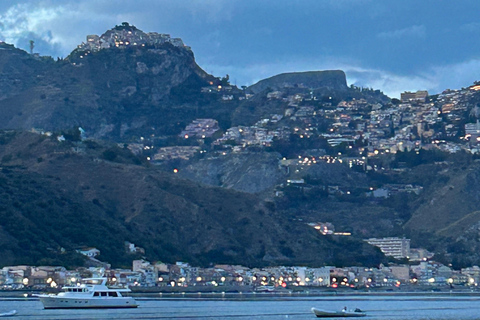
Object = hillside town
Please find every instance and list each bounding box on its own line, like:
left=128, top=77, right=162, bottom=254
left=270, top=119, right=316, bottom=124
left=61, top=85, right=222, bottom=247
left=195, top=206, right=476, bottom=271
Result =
left=147, top=84, right=480, bottom=165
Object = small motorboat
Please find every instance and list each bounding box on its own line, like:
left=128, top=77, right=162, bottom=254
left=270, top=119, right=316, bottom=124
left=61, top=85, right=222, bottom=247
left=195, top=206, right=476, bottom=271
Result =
left=0, top=310, right=17, bottom=317
left=311, top=307, right=366, bottom=318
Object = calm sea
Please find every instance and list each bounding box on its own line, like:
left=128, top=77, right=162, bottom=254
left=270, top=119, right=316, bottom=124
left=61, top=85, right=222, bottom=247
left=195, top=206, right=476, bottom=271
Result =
left=2, top=294, right=480, bottom=319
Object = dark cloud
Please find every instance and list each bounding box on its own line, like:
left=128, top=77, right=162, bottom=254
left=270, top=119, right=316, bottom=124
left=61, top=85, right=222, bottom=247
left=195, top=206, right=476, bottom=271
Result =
left=1, top=0, right=480, bottom=97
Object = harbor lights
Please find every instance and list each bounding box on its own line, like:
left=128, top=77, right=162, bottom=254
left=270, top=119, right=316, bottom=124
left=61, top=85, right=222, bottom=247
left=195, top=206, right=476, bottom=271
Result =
left=22, top=278, right=29, bottom=286
left=158, top=277, right=164, bottom=282
left=221, top=277, right=226, bottom=282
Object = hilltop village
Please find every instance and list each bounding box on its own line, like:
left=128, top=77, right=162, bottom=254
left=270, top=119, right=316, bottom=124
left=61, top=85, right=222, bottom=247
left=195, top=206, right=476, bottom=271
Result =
left=76, top=22, right=189, bottom=53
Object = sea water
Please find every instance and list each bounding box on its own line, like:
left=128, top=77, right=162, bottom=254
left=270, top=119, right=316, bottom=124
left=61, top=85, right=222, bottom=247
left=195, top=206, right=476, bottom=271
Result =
left=2, top=294, right=480, bottom=319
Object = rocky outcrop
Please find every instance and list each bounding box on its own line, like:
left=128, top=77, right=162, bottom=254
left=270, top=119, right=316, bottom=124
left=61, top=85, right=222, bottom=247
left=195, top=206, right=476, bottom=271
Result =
left=178, top=152, right=285, bottom=194
left=247, top=70, right=348, bottom=94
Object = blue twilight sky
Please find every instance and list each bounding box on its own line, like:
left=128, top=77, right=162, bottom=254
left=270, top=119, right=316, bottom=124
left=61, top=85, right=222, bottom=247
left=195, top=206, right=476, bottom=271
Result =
left=1, top=0, right=480, bottom=98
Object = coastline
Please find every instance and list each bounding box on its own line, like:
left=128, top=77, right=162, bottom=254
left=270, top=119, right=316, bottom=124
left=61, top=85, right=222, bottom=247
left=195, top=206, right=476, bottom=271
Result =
left=2, top=285, right=480, bottom=300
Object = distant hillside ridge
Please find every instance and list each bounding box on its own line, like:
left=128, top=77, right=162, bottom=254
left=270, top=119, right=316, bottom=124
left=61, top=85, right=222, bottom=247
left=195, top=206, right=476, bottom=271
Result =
left=247, top=70, right=348, bottom=94
left=0, top=24, right=219, bottom=140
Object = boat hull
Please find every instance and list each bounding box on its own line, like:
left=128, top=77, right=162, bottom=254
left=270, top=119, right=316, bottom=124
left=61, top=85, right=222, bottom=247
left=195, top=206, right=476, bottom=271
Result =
left=0, top=310, right=16, bottom=317
left=311, top=308, right=366, bottom=318
left=38, top=296, right=138, bottom=309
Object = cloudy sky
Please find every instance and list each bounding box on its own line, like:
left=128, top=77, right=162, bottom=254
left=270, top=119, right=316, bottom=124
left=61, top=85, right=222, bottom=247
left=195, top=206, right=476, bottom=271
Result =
left=1, top=0, right=480, bottom=98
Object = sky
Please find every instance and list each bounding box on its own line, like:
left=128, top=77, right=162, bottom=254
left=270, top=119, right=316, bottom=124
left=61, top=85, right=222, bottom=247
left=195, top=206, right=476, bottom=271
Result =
left=1, top=0, right=480, bottom=98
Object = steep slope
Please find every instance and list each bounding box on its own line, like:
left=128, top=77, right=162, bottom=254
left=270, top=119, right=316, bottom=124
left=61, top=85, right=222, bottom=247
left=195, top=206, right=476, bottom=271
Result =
left=0, top=131, right=385, bottom=267
left=177, top=152, right=285, bottom=194
left=0, top=26, right=227, bottom=140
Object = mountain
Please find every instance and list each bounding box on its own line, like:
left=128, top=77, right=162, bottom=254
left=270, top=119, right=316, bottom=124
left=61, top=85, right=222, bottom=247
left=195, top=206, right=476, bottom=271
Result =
left=0, top=23, right=234, bottom=141
left=247, top=70, right=348, bottom=94
left=3, top=23, right=480, bottom=270
left=0, top=131, right=385, bottom=267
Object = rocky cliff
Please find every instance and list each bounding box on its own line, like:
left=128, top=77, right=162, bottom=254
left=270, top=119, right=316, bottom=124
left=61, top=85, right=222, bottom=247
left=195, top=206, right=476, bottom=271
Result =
left=247, top=70, right=348, bottom=94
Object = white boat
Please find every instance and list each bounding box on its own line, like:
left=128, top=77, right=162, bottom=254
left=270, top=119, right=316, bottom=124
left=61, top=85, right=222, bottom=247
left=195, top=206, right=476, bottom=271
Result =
left=35, top=278, right=138, bottom=309
left=311, top=307, right=366, bottom=318
left=0, top=310, right=16, bottom=317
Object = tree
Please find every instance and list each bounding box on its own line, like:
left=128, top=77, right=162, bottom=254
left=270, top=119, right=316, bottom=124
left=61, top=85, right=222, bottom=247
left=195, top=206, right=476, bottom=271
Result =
left=29, top=40, right=34, bottom=54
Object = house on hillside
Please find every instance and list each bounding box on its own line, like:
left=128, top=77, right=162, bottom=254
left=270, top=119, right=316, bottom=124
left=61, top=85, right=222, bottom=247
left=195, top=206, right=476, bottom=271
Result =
left=76, top=248, right=100, bottom=258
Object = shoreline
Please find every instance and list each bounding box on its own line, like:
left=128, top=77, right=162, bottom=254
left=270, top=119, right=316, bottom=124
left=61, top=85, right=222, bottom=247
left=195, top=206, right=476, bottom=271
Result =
left=3, top=286, right=480, bottom=299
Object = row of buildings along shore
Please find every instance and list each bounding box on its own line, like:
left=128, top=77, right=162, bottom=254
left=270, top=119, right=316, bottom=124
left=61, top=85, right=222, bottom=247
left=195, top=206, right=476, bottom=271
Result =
left=2, top=258, right=480, bottom=290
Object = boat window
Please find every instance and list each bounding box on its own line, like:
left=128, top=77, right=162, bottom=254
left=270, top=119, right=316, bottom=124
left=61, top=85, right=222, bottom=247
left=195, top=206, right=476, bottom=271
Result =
left=109, top=292, right=118, bottom=297
left=101, top=292, right=107, bottom=297
left=93, top=292, right=100, bottom=297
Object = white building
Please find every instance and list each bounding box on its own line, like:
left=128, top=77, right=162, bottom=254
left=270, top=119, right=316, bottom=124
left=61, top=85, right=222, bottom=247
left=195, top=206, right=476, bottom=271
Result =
left=365, top=237, right=410, bottom=259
